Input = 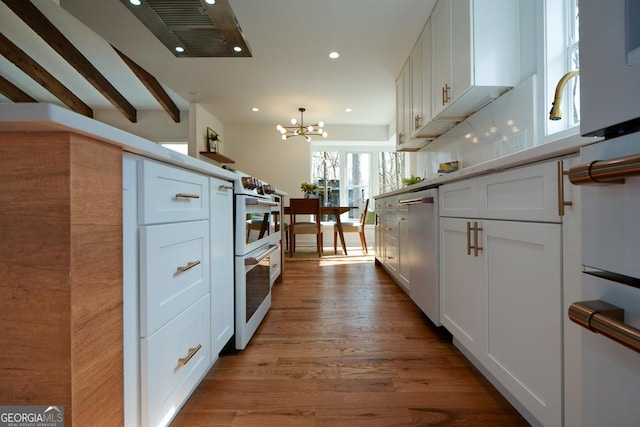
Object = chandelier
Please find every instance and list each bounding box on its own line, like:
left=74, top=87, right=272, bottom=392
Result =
left=276, top=107, right=328, bottom=142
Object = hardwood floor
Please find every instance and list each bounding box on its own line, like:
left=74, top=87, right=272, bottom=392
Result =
left=171, top=258, right=529, bottom=426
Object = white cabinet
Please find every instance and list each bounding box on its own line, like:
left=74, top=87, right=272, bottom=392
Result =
left=124, top=155, right=234, bottom=427
left=209, top=177, right=234, bottom=359
left=397, top=205, right=410, bottom=290
left=439, top=160, right=565, bottom=427
left=395, top=60, right=412, bottom=150
left=396, top=20, right=455, bottom=151
left=431, top=0, right=518, bottom=121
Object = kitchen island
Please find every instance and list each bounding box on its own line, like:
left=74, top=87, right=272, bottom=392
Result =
left=0, top=103, right=235, bottom=426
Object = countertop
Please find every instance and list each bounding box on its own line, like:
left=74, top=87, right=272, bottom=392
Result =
left=377, top=133, right=600, bottom=198
left=0, top=103, right=237, bottom=181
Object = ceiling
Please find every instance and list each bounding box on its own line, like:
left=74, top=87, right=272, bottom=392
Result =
left=0, top=0, right=436, bottom=129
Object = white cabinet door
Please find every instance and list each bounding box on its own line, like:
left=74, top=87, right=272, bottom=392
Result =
left=397, top=213, right=410, bottom=291
left=431, top=0, right=452, bottom=119
left=439, top=217, right=487, bottom=361
left=395, top=60, right=413, bottom=150
left=209, top=177, right=234, bottom=359
left=439, top=177, right=479, bottom=218
left=484, top=220, right=563, bottom=427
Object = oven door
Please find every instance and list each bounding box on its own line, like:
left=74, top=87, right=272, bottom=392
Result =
left=567, top=136, right=640, bottom=426
left=235, top=244, right=278, bottom=350
left=236, top=196, right=281, bottom=255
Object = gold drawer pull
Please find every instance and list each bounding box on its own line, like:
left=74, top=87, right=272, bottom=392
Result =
left=177, top=344, right=202, bottom=367
left=473, top=221, right=483, bottom=257
left=557, top=160, right=573, bottom=216
left=175, top=193, right=200, bottom=199
left=218, top=185, right=233, bottom=191
left=176, top=260, right=200, bottom=274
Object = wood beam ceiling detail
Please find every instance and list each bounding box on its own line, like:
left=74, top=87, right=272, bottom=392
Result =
left=113, top=46, right=181, bottom=123
left=0, top=74, right=36, bottom=103
left=0, top=33, right=92, bottom=116
left=2, top=0, right=138, bottom=123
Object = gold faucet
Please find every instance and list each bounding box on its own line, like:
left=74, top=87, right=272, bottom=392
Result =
left=549, top=70, right=580, bottom=121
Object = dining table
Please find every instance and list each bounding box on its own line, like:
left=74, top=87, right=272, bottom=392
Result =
left=283, top=205, right=356, bottom=255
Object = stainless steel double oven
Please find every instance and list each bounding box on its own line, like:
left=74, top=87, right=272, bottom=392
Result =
left=232, top=171, right=282, bottom=350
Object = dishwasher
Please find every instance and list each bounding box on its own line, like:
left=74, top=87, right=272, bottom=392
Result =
left=399, top=187, right=440, bottom=326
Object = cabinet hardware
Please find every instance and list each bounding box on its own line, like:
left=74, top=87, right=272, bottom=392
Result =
left=175, top=193, right=200, bottom=199
left=466, top=221, right=472, bottom=255
left=176, top=260, right=201, bottom=274
left=557, top=160, right=573, bottom=216
left=567, top=153, right=640, bottom=185
left=218, top=185, right=233, bottom=191
left=473, top=221, right=483, bottom=257
left=398, top=132, right=404, bottom=144
left=569, top=300, right=640, bottom=354
left=415, top=114, right=421, bottom=130
left=442, top=84, right=451, bottom=105
left=177, top=344, right=203, bottom=367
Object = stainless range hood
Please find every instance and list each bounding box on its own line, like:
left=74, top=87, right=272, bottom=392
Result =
left=119, top=0, right=251, bottom=57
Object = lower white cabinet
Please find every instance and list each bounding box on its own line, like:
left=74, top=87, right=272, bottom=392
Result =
left=124, top=154, right=234, bottom=427
left=209, top=177, right=234, bottom=359
left=141, top=295, right=211, bottom=427
left=439, top=159, right=566, bottom=427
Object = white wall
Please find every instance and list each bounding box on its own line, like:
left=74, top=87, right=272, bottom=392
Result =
left=224, top=123, right=391, bottom=198
left=94, top=109, right=189, bottom=143
left=189, top=103, right=225, bottom=159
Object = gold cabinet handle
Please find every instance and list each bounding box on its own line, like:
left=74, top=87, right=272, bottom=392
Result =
left=218, top=185, right=233, bottom=191
left=398, top=132, right=404, bottom=144
left=175, top=193, right=200, bottom=199
left=442, top=83, right=451, bottom=105
left=473, top=221, right=483, bottom=257
left=177, top=344, right=202, bottom=367
left=442, top=85, right=447, bottom=106
left=557, top=160, right=573, bottom=216
left=414, top=114, right=421, bottom=130
left=569, top=300, right=640, bottom=353
left=466, top=221, right=472, bottom=255
left=176, top=260, right=200, bottom=274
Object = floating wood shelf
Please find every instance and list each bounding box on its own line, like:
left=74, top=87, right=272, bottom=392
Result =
left=199, top=151, right=235, bottom=164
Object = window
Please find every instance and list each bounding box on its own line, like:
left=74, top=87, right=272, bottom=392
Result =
left=311, top=141, right=408, bottom=220
left=544, top=0, right=580, bottom=137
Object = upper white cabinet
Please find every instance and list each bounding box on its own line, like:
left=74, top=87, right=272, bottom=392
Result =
left=431, top=0, right=519, bottom=120
left=396, top=0, right=519, bottom=148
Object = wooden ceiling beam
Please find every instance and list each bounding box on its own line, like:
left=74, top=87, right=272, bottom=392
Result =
left=113, top=46, right=181, bottom=123
left=0, top=74, right=36, bottom=103
left=0, top=33, right=93, bottom=117
left=2, top=0, right=137, bottom=123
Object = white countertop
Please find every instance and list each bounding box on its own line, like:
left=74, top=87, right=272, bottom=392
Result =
left=0, top=103, right=237, bottom=181
left=377, top=133, right=600, bottom=198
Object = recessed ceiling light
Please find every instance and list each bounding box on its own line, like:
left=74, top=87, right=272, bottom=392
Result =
left=345, top=108, right=352, bottom=113
left=129, top=0, right=141, bottom=5
left=204, top=0, right=216, bottom=4
left=251, top=107, right=259, bottom=112
left=175, top=46, right=185, bottom=53
left=329, top=51, right=340, bottom=59
left=233, top=46, right=242, bottom=53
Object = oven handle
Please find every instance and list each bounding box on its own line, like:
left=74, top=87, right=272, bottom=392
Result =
left=567, top=152, right=640, bottom=185
left=245, top=198, right=280, bottom=207
left=244, top=245, right=278, bottom=266
left=568, top=300, right=640, bottom=354
left=399, top=196, right=434, bottom=205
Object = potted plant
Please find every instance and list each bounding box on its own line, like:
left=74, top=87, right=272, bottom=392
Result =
left=300, top=182, right=319, bottom=198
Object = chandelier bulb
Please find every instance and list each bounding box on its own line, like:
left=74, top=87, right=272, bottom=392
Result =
left=322, top=131, right=328, bottom=138
left=305, top=136, right=311, bottom=142
left=276, top=124, right=282, bottom=131
left=308, top=125, right=313, bottom=132
left=291, top=118, right=297, bottom=125
left=281, top=134, right=287, bottom=141
left=318, top=121, right=324, bottom=128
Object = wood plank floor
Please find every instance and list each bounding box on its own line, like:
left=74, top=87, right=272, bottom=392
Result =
left=171, top=257, right=529, bottom=426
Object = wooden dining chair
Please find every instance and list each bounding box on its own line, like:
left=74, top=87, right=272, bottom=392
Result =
left=334, top=198, right=369, bottom=254
left=288, top=198, right=323, bottom=257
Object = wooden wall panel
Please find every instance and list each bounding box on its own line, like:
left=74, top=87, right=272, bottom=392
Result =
left=0, top=132, right=123, bottom=426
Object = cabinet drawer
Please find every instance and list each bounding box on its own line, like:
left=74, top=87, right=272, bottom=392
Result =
left=139, top=159, right=209, bottom=224
left=478, top=161, right=559, bottom=222
left=439, top=178, right=479, bottom=217
left=140, top=221, right=210, bottom=336
left=141, top=295, right=211, bottom=427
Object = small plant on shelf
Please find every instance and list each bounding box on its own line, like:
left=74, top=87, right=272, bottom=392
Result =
left=402, top=175, right=424, bottom=187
